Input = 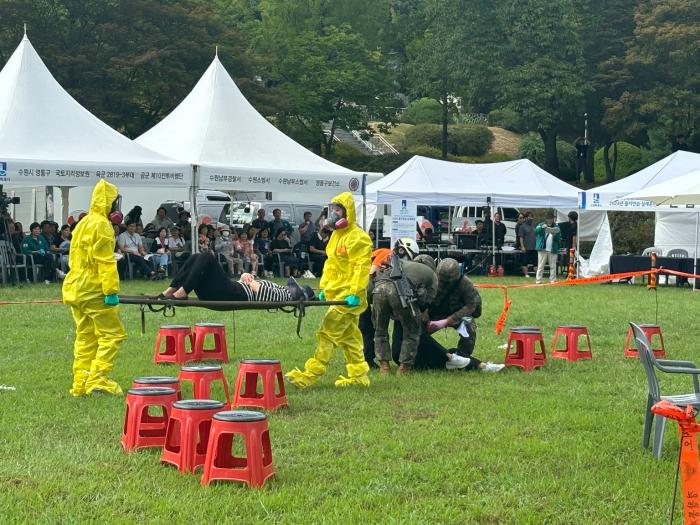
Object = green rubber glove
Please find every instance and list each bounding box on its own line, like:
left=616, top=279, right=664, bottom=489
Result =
left=318, top=290, right=325, bottom=301
left=104, top=294, right=119, bottom=306
left=345, top=295, right=361, bottom=307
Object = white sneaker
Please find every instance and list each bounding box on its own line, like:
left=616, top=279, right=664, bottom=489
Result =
left=302, top=270, right=316, bottom=279
left=56, top=269, right=66, bottom=279
left=445, top=354, right=471, bottom=370
left=535, top=280, right=542, bottom=285
left=482, top=362, right=506, bottom=373
left=44, top=280, right=51, bottom=285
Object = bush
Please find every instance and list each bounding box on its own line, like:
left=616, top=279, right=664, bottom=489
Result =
left=517, top=133, right=578, bottom=179
left=449, top=152, right=514, bottom=163
left=404, top=124, right=494, bottom=157
left=609, top=211, right=655, bottom=255
left=517, top=132, right=545, bottom=165
left=488, top=108, right=525, bottom=133
left=405, top=143, right=443, bottom=158
left=400, top=98, right=451, bottom=125
left=593, top=142, right=645, bottom=182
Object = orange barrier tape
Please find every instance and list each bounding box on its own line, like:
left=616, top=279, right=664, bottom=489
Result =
left=474, top=266, right=700, bottom=334
left=0, top=299, right=63, bottom=306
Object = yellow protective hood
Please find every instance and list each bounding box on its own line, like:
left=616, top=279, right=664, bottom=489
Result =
left=331, top=192, right=356, bottom=227
left=89, top=179, right=119, bottom=217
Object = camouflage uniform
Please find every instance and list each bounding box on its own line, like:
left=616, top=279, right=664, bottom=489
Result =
left=372, top=260, right=437, bottom=365
left=429, top=258, right=481, bottom=357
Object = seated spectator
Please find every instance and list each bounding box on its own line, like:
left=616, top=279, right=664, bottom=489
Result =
left=40, top=220, right=55, bottom=247
left=298, top=211, right=317, bottom=244
left=167, top=226, right=188, bottom=265
left=160, top=252, right=314, bottom=302
left=177, top=210, right=192, bottom=241
left=250, top=208, right=268, bottom=235
left=151, top=227, right=170, bottom=274
left=235, top=230, right=258, bottom=275
left=142, top=224, right=157, bottom=252
left=51, top=224, right=72, bottom=277
left=8, top=220, right=24, bottom=252
left=22, top=222, right=56, bottom=284
left=269, top=208, right=293, bottom=240
left=197, top=224, right=212, bottom=252
left=254, top=228, right=274, bottom=278
left=271, top=229, right=299, bottom=277
left=124, top=206, right=143, bottom=228
left=117, top=221, right=156, bottom=279
left=214, top=225, right=243, bottom=276
left=308, top=227, right=330, bottom=277
left=152, top=206, right=175, bottom=230
left=475, top=220, right=489, bottom=247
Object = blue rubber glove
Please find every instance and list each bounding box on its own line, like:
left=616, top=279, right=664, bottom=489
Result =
left=345, top=295, right=361, bottom=307
left=104, top=294, right=119, bottom=306
left=38, top=249, right=46, bottom=256
left=318, top=290, right=325, bottom=301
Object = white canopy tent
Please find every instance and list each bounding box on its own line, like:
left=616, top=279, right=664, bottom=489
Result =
left=364, top=155, right=580, bottom=207
left=136, top=54, right=377, bottom=202
left=0, top=35, right=190, bottom=223
left=581, top=151, right=700, bottom=259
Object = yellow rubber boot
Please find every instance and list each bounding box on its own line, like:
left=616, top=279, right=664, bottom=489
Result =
left=69, top=369, right=90, bottom=397
left=335, top=361, right=370, bottom=388
left=85, top=359, right=123, bottom=395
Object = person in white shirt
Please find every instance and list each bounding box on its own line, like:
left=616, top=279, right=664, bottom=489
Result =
left=117, top=222, right=156, bottom=279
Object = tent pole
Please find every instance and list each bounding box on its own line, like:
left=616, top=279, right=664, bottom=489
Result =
left=491, top=202, right=496, bottom=268
left=61, top=186, right=70, bottom=224
left=362, top=173, right=367, bottom=231
left=191, top=165, right=199, bottom=254
left=694, top=212, right=699, bottom=292
left=576, top=205, right=581, bottom=278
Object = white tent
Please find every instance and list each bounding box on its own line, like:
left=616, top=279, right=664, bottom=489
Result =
left=364, top=155, right=579, bottom=207
left=136, top=54, right=376, bottom=199
left=0, top=35, right=190, bottom=191
left=579, top=151, right=700, bottom=211
left=625, top=169, right=700, bottom=206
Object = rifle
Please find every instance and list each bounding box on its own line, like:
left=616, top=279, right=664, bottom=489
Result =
left=389, top=253, right=419, bottom=318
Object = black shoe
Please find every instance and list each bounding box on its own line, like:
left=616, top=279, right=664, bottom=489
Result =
left=302, top=285, right=316, bottom=301
left=286, top=277, right=305, bottom=301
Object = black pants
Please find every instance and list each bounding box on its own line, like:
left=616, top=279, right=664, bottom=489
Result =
left=170, top=252, right=248, bottom=301
left=391, top=321, right=481, bottom=371
left=359, top=301, right=377, bottom=368
left=120, top=254, right=153, bottom=278
left=31, top=253, right=55, bottom=281
left=309, top=254, right=326, bottom=276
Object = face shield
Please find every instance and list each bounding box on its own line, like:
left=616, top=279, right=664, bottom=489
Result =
left=109, top=195, right=122, bottom=216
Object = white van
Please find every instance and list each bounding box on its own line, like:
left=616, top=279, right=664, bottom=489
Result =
left=229, top=201, right=325, bottom=230
left=159, top=190, right=232, bottom=224
left=452, top=206, right=520, bottom=243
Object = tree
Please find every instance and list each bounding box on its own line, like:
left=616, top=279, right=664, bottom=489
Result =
left=495, top=0, right=589, bottom=177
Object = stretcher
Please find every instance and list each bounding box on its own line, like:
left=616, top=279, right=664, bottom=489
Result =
left=119, top=295, right=348, bottom=336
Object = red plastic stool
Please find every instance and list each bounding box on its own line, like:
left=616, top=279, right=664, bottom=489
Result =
left=505, top=327, right=547, bottom=371
left=624, top=324, right=666, bottom=358
left=232, top=359, right=288, bottom=411
left=161, top=399, right=225, bottom=473
left=201, top=410, right=274, bottom=488
left=193, top=322, right=229, bottom=363
left=178, top=364, right=231, bottom=407
left=550, top=325, right=592, bottom=362
left=154, top=325, right=194, bottom=364
left=121, top=387, right=178, bottom=452
left=131, top=376, right=181, bottom=399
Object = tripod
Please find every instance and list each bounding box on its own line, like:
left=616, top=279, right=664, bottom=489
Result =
left=0, top=213, right=24, bottom=287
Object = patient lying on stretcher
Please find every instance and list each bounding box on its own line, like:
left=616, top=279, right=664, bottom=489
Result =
left=160, top=252, right=314, bottom=302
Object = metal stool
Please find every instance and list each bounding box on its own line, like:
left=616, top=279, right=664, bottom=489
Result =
left=154, top=325, right=194, bottom=364
left=121, top=387, right=178, bottom=452
left=232, top=359, right=288, bottom=411
left=201, top=410, right=274, bottom=488
left=161, top=399, right=225, bottom=473
left=550, top=325, right=592, bottom=362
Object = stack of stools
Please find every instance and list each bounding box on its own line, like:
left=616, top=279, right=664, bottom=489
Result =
left=624, top=324, right=666, bottom=358
left=193, top=322, right=229, bottom=363
left=154, top=325, right=195, bottom=364
left=232, top=359, right=288, bottom=411
left=505, top=326, right=547, bottom=371
left=121, top=387, right=178, bottom=452
left=179, top=365, right=231, bottom=408
left=201, top=410, right=275, bottom=487
left=162, top=399, right=225, bottom=473
left=550, top=325, right=593, bottom=362
left=132, top=376, right=182, bottom=399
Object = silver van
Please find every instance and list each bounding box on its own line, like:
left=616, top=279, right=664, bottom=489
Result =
left=230, top=201, right=325, bottom=230
left=452, top=206, right=520, bottom=243
left=159, top=190, right=232, bottom=224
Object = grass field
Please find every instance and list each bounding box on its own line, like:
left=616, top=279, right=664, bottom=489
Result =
left=1, top=277, right=700, bottom=524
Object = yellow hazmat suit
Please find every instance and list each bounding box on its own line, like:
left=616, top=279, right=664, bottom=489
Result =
left=63, top=179, right=127, bottom=396
left=286, top=191, right=372, bottom=388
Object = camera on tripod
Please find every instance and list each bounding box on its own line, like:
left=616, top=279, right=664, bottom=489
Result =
left=0, top=184, right=20, bottom=215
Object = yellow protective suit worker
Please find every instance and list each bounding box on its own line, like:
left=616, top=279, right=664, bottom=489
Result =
left=286, top=191, right=372, bottom=388
left=63, top=179, right=127, bottom=396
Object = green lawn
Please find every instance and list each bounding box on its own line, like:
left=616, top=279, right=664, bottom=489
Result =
left=1, top=278, right=700, bottom=524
